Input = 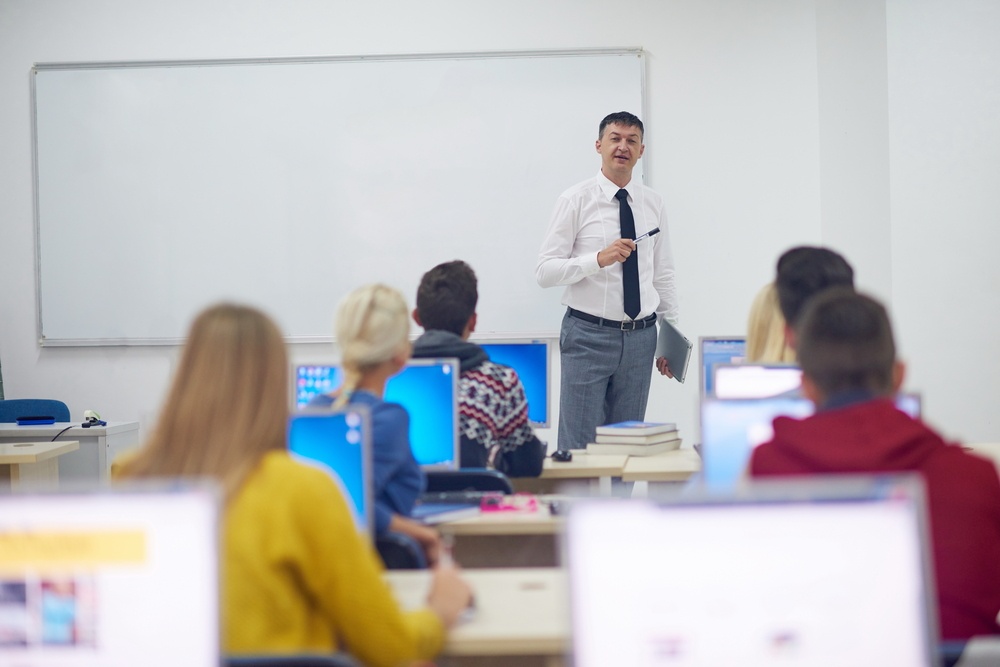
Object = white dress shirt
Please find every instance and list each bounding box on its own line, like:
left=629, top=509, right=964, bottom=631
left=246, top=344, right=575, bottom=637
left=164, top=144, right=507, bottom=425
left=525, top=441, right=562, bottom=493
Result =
left=535, top=170, right=678, bottom=324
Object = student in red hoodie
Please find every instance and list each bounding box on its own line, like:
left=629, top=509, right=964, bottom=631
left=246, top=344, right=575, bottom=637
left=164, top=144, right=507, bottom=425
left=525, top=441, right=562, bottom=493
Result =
left=750, top=288, right=1000, bottom=640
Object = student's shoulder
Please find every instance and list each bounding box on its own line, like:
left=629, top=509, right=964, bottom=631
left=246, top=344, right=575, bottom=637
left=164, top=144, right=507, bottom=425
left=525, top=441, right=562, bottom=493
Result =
left=254, top=450, right=336, bottom=490
left=350, top=391, right=408, bottom=421
left=236, top=453, right=355, bottom=533
left=248, top=452, right=354, bottom=513
left=937, top=442, right=1000, bottom=484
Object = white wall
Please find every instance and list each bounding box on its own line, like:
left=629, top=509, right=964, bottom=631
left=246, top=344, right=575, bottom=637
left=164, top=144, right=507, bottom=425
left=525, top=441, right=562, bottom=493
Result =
left=816, top=0, right=892, bottom=303
left=886, top=0, right=1000, bottom=442
left=1, top=0, right=997, bottom=445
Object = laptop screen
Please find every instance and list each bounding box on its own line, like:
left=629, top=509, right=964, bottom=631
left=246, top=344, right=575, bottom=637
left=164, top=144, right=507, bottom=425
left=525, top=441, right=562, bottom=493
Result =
left=288, top=408, right=372, bottom=534
left=0, top=487, right=219, bottom=666
left=712, top=363, right=803, bottom=399
left=478, top=339, right=552, bottom=427
left=700, top=394, right=923, bottom=488
left=567, top=477, right=937, bottom=667
left=293, top=358, right=460, bottom=469
left=700, top=337, right=746, bottom=395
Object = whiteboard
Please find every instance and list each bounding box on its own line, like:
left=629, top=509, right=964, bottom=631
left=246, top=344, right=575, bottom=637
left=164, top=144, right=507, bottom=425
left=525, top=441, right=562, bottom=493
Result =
left=32, top=50, right=645, bottom=345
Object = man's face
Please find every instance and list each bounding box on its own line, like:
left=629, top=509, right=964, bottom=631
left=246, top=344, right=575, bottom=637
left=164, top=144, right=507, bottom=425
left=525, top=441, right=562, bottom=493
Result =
left=596, top=123, right=644, bottom=182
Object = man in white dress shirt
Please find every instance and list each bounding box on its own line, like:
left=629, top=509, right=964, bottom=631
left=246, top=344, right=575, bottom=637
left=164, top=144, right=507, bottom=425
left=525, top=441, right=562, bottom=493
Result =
left=536, top=112, right=679, bottom=451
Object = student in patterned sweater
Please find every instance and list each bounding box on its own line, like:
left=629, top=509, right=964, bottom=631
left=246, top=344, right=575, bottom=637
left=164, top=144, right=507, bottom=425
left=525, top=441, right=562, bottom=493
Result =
left=412, top=260, right=546, bottom=477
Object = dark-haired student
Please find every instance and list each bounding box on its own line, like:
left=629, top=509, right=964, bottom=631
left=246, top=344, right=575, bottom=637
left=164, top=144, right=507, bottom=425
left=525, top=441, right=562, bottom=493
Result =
left=411, top=260, right=545, bottom=477
left=774, top=245, right=854, bottom=348
left=750, top=288, right=1000, bottom=640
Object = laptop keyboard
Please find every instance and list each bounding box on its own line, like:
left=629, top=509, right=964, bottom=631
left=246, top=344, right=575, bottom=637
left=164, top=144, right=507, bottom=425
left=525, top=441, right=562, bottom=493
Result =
left=419, top=490, right=502, bottom=505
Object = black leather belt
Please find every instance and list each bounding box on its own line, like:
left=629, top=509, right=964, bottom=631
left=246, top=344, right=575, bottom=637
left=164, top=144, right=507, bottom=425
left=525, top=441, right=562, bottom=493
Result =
left=567, top=308, right=657, bottom=331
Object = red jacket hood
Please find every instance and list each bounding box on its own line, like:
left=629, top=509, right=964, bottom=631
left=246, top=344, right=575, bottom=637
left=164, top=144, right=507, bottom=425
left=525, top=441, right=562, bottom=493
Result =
left=761, top=398, right=945, bottom=473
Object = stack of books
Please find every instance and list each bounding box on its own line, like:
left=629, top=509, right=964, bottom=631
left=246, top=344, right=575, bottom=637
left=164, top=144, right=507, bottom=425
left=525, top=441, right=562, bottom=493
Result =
left=585, top=421, right=681, bottom=456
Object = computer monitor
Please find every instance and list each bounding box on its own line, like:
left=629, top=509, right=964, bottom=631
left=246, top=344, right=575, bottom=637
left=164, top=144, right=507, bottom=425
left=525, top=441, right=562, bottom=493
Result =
left=0, top=487, right=219, bottom=665
left=478, top=339, right=552, bottom=427
left=292, top=358, right=460, bottom=469
left=699, top=336, right=746, bottom=395
left=288, top=407, right=372, bottom=534
left=567, top=476, right=939, bottom=667
left=700, top=394, right=923, bottom=488
left=712, top=362, right=803, bottom=399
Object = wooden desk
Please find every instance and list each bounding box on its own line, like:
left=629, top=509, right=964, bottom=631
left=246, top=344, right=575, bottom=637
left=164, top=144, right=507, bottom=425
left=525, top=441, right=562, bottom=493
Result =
left=386, top=567, right=568, bottom=667
left=439, top=500, right=565, bottom=568
left=512, top=453, right=628, bottom=496
left=0, top=441, right=79, bottom=491
left=620, top=447, right=701, bottom=483
left=0, top=422, right=139, bottom=484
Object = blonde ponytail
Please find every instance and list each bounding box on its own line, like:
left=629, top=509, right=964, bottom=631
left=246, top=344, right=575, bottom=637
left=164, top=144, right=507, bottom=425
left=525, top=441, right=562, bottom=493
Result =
left=333, top=284, right=410, bottom=405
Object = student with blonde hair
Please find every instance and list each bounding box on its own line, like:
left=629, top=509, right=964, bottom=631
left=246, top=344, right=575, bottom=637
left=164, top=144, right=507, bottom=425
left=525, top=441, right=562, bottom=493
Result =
left=746, top=282, right=796, bottom=364
left=310, top=284, right=442, bottom=562
left=117, top=303, right=471, bottom=663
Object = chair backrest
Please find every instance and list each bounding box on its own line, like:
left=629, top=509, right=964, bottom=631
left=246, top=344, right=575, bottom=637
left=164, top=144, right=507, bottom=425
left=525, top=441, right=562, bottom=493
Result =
left=226, top=655, right=361, bottom=667
left=0, top=398, right=70, bottom=422
left=955, top=637, right=1000, bottom=667
left=375, top=531, right=428, bottom=570
left=424, top=468, right=514, bottom=494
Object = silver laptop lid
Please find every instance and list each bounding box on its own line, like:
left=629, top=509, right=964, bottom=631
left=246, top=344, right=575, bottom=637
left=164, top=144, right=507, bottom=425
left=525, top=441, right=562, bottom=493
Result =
left=699, top=336, right=746, bottom=396
left=0, top=484, right=220, bottom=666
left=567, top=475, right=939, bottom=667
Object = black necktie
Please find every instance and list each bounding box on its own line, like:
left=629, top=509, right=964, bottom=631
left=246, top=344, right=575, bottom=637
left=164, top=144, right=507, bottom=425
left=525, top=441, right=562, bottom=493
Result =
left=615, top=189, right=641, bottom=319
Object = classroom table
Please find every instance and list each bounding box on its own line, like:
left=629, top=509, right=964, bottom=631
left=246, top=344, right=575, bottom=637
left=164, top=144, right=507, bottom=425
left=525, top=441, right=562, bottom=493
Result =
left=438, top=497, right=565, bottom=568
left=0, top=441, right=79, bottom=491
left=620, top=447, right=702, bottom=483
left=386, top=567, right=568, bottom=667
left=511, top=453, right=628, bottom=496
left=0, top=422, right=139, bottom=484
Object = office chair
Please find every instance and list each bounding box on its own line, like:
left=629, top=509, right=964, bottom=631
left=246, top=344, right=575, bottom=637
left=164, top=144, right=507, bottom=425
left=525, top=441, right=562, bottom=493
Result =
left=940, top=641, right=966, bottom=667
left=226, top=655, right=361, bottom=667
left=375, top=531, right=428, bottom=570
left=424, top=468, right=513, bottom=494
left=0, top=398, right=70, bottom=422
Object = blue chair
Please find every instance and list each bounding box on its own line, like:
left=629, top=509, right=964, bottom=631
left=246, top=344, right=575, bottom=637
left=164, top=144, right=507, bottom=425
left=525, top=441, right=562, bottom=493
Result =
left=0, top=399, right=70, bottom=423
left=375, top=531, right=428, bottom=570
left=424, top=468, right=513, bottom=494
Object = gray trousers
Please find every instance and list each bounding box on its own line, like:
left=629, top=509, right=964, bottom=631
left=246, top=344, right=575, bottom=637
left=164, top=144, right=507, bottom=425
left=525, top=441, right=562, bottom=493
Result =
left=558, top=310, right=657, bottom=450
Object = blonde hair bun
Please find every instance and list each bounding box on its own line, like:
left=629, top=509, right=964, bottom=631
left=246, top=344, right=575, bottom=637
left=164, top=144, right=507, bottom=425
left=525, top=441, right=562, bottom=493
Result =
left=336, top=284, right=410, bottom=371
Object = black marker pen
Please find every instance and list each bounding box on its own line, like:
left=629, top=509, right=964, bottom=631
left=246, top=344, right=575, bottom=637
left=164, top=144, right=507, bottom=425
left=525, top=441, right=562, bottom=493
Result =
left=634, top=227, right=661, bottom=243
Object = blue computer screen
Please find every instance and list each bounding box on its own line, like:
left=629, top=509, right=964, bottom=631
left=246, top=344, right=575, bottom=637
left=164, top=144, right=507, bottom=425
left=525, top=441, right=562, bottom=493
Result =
left=288, top=410, right=369, bottom=532
left=479, top=341, right=550, bottom=427
left=701, top=337, right=746, bottom=395
left=294, top=359, right=458, bottom=468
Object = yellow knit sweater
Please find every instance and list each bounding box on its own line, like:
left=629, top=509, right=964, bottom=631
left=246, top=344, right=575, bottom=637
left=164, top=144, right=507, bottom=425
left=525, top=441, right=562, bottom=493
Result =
left=224, top=451, right=444, bottom=665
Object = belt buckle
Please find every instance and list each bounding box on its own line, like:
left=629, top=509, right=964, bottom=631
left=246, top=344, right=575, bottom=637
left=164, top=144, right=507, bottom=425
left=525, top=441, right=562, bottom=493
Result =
left=621, top=319, right=637, bottom=331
